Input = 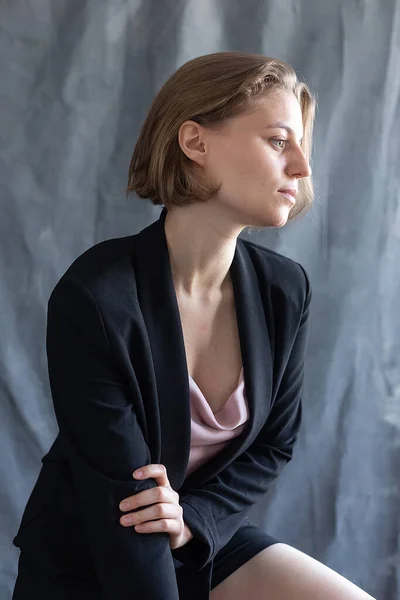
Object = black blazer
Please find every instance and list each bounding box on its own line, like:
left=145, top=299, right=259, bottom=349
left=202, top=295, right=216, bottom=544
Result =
left=13, top=207, right=312, bottom=600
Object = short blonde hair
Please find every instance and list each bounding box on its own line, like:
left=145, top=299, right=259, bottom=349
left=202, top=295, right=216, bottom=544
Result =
left=125, top=51, right=316, bottom=224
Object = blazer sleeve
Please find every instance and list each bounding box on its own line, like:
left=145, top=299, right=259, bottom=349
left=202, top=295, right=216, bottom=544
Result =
left=171, top=266, right=312, bottom=570
left=46, top=278, right=180, bottom=600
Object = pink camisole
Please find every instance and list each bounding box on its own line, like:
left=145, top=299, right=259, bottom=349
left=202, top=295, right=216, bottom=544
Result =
left=185, top=367, right=250, bottom=477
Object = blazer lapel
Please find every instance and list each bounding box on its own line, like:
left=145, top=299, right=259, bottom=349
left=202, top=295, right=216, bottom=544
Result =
left=134, top=207, right=272, bottom=493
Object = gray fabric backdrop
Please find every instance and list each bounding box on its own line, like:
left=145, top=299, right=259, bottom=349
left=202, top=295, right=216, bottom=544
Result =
left=1, top=1, right=399, bottom=598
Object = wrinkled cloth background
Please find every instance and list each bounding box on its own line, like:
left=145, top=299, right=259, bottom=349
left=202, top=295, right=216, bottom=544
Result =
left=1, top=1, right=399, bottom=599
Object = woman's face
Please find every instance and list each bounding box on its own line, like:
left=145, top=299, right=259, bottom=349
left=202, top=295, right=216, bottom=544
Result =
left=201, top=89, right=311, bottom=228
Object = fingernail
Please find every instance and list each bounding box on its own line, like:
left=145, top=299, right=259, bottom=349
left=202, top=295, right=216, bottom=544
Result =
left=121, top=515, right=133, bottom=525
left=134, top=470, right=143, bottom=478
left=120, top=501, right=130, bottom=511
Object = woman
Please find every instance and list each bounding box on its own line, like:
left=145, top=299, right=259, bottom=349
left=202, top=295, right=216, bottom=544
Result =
left=12, top=52, right=375, bottom=600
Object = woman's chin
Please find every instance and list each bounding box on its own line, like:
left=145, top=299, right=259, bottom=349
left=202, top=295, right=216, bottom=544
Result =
left=268, top=208, right=290, bottom=228
left=243, top=205, right=291, bottom=228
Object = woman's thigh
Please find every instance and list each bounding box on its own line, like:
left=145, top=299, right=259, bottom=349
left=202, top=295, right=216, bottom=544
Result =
left=210, top=543, right=376, bottom=600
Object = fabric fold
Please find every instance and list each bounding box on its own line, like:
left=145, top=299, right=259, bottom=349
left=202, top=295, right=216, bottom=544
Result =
left=186, top=367, right=250, bottom=477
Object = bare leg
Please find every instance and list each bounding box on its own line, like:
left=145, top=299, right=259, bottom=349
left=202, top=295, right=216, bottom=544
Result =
left=210, top=543, right=376, bottom=600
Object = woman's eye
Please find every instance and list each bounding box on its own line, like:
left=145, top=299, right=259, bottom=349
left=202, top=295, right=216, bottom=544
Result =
left=271, top=139, right=287, bottom=149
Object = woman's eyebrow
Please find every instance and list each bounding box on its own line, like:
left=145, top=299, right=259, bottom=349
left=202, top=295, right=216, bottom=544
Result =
left=264, top=121, right=303, bottom=144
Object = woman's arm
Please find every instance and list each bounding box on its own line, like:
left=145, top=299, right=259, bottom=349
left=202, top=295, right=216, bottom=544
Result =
left=46, top=278, right=180, bottom=600
left=172, top=266, right=312, bottom=570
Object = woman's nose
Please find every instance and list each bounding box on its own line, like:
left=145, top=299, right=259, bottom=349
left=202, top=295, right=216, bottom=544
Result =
left=290, top=153, right=312, bottom=179
left=301, top=161, right=312, bottom=178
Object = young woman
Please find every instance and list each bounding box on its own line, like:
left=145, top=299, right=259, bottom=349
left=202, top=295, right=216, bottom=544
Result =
left=12, top=52, right=375, bottom=600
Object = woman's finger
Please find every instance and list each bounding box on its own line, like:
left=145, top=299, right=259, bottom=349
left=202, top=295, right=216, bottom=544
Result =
left=134, top=518, right=181, bottom=535
left=119, top=484, right=178, bottom=512
left=133, top=464, right=170, bottom=488
left=119, top=502, right=181, bottom=527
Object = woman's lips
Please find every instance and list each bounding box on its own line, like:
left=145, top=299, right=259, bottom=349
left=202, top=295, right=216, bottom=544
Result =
left=278, top=191, right=296, bottom=204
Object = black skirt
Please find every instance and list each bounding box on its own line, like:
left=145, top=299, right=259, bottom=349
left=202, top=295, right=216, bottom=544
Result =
left=12, top=519, right=280, bottom=598
left=172, top=517, right=280, bottom=591
left=210, top=519, right=280, bottom=589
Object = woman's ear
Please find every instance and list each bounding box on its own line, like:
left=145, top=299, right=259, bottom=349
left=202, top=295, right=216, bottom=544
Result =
left=177, top=120, right=207, bottom=167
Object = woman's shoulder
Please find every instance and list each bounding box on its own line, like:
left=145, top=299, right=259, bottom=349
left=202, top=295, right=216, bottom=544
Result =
left=50, top=234, right=138, bottom=300
left=240, top=237, right=311, bottom=307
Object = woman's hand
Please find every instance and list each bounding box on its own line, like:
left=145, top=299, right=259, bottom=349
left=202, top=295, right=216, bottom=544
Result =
left=119, top=463, right=193, bottom=550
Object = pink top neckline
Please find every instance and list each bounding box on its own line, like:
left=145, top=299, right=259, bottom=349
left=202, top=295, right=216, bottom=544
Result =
left=185, top=365, right=249, bottom=477
left=188, top=366, right=244, bottom=417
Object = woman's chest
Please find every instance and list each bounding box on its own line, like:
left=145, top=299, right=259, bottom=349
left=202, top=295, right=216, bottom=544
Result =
left=176, top=289, right=243, bottom=414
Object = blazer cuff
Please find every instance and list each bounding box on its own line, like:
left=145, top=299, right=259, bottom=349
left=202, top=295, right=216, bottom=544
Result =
left=170, top=500, right=215, bottom=570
